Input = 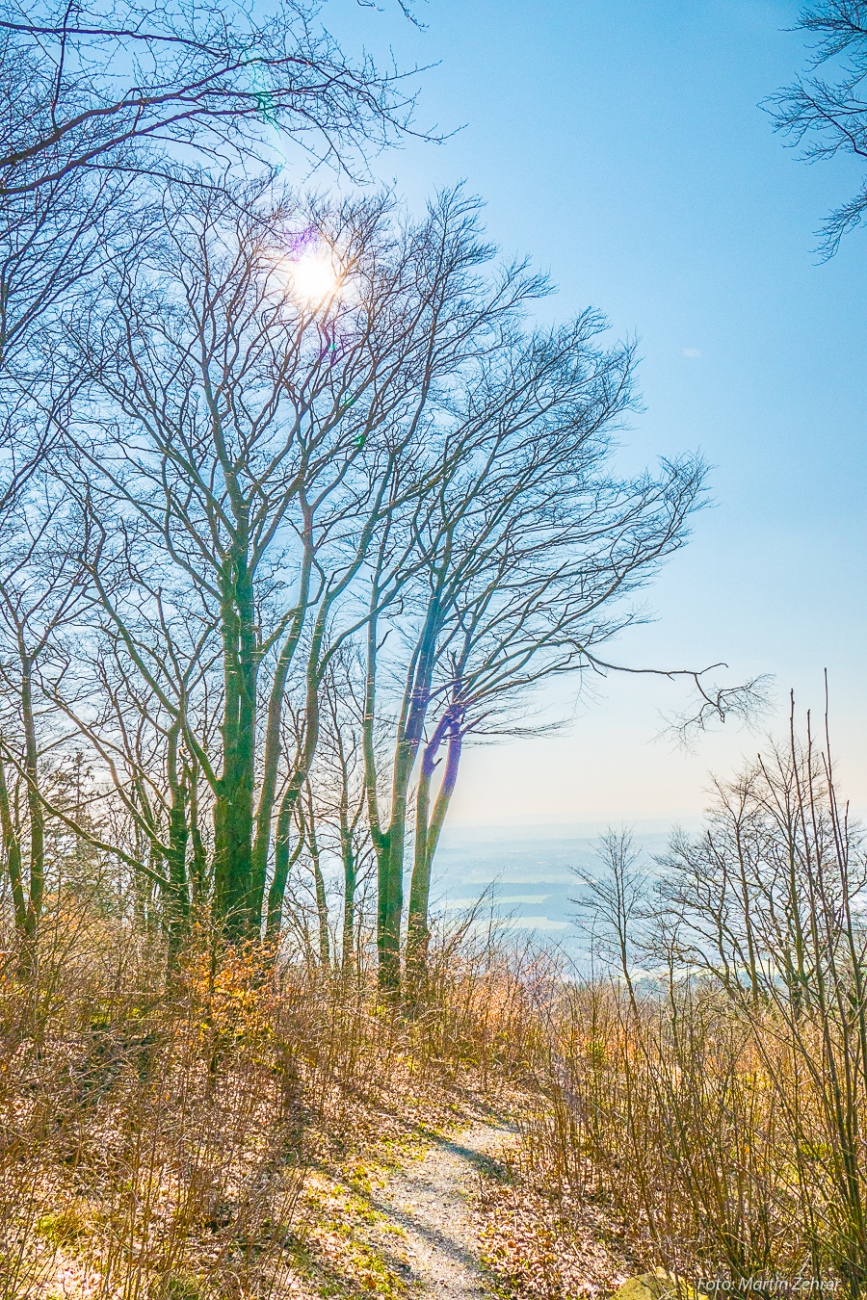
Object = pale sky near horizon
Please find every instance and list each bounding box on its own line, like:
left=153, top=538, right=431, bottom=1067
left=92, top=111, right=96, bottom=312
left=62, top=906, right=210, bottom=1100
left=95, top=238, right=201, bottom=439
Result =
left=326, top=0, right=867, bottom=828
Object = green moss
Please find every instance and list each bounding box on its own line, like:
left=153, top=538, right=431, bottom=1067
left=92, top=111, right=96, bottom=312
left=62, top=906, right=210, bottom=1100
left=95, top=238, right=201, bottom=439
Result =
left=35, top=1205, right=87, bottom=1247
left=156, top=1277, right=201, bottom=1300
left=611, top=1273, right=710, bottom=1300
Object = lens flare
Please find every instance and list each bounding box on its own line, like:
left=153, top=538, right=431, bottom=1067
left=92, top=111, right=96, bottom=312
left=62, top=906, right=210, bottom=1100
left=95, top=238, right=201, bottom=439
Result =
left=288, top=248, right=341, bottom=306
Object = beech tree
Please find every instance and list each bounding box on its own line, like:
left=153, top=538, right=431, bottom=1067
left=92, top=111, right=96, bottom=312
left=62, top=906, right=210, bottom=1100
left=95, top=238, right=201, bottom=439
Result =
left=0, top=0, right=434, bottom=959
left=285, top=651, right=375, bottom=966
left=0, top=171, right=763, bottom=980
left=402, top=459, right=706, bottom=975
left=259, top=650, right=368, bottom=961
left=0, top=178, right=111, bottom=947
left=53, top=184, right=533, bottom=939
left=317, top=657, right=374, bottom=970
left=360, top=311, right=707, bottom=990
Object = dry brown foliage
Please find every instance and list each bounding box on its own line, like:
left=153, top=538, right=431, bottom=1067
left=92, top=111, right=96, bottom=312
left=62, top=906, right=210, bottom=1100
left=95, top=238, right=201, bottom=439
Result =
left=475, top=1167, right=639, bottom=1300
left=0, top=903, right=539, bottom=1300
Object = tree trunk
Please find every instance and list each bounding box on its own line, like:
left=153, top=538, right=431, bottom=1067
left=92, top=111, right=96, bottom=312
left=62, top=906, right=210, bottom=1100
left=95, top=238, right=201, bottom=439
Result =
left=188, top=760, right=208, bottom=906
left=261, top=603, right=328, bottom=936
left=249, top=527, right=313, bottom=930
left=309, top=822, right=330, bottom=967
left=213, top=558, right=257, bottom=935
left=20, top=658, right=44, bottom=936
left=377, top=828, right=403, bottom=992
left=266, top=785, right=304, bottom=938
left=339, top=811, right=356, bottom=973
left=164, top=724, right=190, bottom=954
left=364, top=597, right=441, bottom=995
left=0, top=748, right=26, bottom=935
left=407, top=710, right=463, bottom=988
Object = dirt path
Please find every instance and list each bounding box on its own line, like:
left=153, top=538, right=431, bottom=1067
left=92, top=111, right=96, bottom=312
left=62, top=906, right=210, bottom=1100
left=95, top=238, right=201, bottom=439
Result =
left=369, top=1119, right=516, bottom=1298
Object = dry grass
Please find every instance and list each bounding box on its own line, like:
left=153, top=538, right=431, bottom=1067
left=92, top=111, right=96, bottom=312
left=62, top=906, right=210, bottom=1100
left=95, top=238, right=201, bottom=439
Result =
left=5, top=908, right=863, bottom=1300
left=475, top=1164, right=639, bottom=1300
left=5, top=727, right=866, bottom=1300
left=496, top=733, right=867, bottom=1300
left=506, top=977, right=866, bottom=1298
left=0, top=902, right=539, bottom=1300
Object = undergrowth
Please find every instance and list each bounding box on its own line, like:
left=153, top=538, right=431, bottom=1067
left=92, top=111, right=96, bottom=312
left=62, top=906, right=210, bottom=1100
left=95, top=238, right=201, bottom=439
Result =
left=0, top=906, right=536, bottom=1300
left=4, top=725, right=867, bottom=1300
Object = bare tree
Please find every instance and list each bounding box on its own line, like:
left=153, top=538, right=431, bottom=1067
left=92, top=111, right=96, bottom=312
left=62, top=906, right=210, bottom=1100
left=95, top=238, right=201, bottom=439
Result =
left=769, top=2, right=867, bottom=254
left=0, top=463, right=95, bottom=945
left=571, top=828, right=649, bottom=1006
left=403, top=458, right=707, bottom=970
left=53, top=183, right=533, bottom=942
left=655, top=696, right=867, bottom=1291
left=0, top=333, right=106, bottom=952
left=0, top=0, right=423, bottom=197
left=289, top=651, right=375, bottom=968
left=360, top=305, right=708, bottom=990
left=0, top=95, right=141, bottom=954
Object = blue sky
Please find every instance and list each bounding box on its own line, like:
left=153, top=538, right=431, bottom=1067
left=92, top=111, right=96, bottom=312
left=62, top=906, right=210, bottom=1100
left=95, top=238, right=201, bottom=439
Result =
left=328, top=0, right=867, bottom=826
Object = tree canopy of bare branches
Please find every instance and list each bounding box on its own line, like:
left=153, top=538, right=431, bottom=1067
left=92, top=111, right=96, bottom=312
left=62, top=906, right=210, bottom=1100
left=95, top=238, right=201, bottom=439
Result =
left=0, top=29, right=761, bottom=988
left=769, top=1, right=867, bottom=254
left=359, top=306, right=707, bottom=987
left=0, top=0, right=421, bottom=197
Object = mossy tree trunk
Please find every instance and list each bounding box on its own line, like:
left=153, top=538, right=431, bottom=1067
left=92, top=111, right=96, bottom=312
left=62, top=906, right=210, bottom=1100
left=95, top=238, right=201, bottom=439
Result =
left=364, top=593, right=443, bottom=995
left=212, top=541, right=258, bottom=935
left=406, top=701, right=464, bottom=984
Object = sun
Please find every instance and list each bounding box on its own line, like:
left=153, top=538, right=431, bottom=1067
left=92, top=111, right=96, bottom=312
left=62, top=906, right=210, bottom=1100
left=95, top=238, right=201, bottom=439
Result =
left=287, top=247, right=342, bottom=307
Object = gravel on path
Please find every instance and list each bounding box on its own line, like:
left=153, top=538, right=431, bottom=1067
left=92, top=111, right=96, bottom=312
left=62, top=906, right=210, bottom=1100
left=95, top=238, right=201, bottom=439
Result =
left=370, top=1119, right=516, bottom=1299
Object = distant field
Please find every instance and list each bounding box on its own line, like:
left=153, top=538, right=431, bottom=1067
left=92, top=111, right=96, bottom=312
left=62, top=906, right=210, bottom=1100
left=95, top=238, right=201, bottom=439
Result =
left=429, top=823, right=687, bottom=955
